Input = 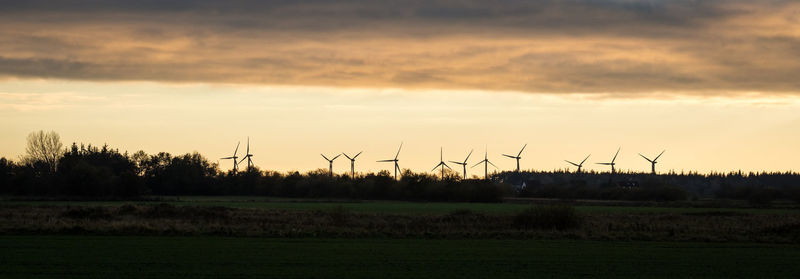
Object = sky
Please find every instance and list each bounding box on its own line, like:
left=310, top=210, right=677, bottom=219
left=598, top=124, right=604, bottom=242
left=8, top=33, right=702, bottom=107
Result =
left=1, top=0, right=799, bottom=174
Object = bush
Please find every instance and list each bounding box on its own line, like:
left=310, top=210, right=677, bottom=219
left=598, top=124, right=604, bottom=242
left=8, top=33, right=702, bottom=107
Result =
left=514, top=204, right=581, bottom=230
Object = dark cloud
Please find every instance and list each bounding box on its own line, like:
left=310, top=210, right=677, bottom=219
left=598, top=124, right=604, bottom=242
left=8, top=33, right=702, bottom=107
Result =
left=0, top=0, right=798, bottom=95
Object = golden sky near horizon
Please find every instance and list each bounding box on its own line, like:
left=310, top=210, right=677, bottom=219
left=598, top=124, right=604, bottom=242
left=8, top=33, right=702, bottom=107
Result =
left=1, top=1, right=799, bottom=174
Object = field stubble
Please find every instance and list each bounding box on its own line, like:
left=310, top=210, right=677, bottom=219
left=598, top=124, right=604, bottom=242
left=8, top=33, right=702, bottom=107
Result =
left=1, top=204, right=799, bottom=242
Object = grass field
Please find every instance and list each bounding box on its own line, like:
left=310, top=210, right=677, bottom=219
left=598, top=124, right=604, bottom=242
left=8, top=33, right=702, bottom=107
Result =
left=2, top=197, right=797, bottom=215
left=1, top=235, right=798, bottom=279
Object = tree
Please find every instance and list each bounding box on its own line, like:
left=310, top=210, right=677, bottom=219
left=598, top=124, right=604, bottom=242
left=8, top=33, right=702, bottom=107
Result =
left=23, top=130, right=64, bottom=172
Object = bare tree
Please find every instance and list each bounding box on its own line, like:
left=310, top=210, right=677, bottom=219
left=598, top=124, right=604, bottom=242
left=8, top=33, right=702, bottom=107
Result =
left=24, top=130, right=64, bottom=172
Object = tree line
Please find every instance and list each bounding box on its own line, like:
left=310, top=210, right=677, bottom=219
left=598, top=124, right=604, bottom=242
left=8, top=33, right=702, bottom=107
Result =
left=2, top=131, right=800, bottom=203
left=0, top=132, right=507, bottom=201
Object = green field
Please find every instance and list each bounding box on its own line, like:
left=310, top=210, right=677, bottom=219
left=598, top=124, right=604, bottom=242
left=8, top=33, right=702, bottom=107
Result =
left=2, top=197, right=797, bottom=215
left=1, top=236, right=798, bottom=278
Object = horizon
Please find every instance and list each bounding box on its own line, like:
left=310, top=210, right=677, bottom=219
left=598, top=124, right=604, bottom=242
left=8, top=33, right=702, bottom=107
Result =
left=2, top=1, right=800, bottom=174
left=2, top=79, right=798, bottom=175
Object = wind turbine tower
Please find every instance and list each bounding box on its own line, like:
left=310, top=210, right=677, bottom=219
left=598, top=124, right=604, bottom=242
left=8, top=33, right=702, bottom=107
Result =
left=449, top=149, right=473, bottom=179
left=596, top=147, right=621, bottom=174
left=431, top=147, right=452, bottom=180
left=342, top=151, right=362, bottom=178
left=502, top=143, right=527, bottom=172
left=377, top=142, right=403, bottom=180
left=220, top=141, right=240, bottom=174
left=472, top=147, right=498, bottom=180
left=320, top=153, right=341, bottom=177
left=565, top=154, right=591, bottom=173
left=639, top=150, right=665, bottom=174
left=238, top=137, right=254, bottom=171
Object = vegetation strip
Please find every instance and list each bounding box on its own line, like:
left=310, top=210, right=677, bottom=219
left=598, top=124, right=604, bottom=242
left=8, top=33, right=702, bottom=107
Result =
left=2, top=199, right=797, bottom=215
left=2, top=204, right=798, bottom=242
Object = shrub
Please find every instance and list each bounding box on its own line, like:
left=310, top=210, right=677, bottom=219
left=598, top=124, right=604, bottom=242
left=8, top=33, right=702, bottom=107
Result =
left=60, top=206, right=112, bottom=219
left=513, top=204, right=581, bottom=230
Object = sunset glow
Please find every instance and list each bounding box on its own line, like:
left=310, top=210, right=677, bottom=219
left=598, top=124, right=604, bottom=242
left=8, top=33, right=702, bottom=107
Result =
left=2, top=0, right=799, bottom=174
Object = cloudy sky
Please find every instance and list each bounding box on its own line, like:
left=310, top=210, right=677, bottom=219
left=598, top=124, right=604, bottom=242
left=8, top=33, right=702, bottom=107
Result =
left=1, top=0, right=799, bottom=174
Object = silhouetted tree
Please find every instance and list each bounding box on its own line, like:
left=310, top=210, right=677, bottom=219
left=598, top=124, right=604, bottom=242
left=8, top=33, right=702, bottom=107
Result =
left=23, top=130, right=63, bottom=172
left=57, top=143, right=141, bottom=196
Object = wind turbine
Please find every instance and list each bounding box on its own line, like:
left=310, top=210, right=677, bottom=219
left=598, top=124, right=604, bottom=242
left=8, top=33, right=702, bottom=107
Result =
left=639, top=150, right=665, bottom=174
left=502, top=143, right=527, bottom=172
left=238, top=137, right=254, bottom=171
left=342, top=151, right=362, bottom=178
left=377, top=142, right=403, bottom=180
left=472, top=147, right=498, bottom=179
left=220, top=141, right=240, bottom=174
left=596, top=147, right=621, bottom=174
left=449, top=149, right=473, bottom=179
left=431, top=147, right=452, bottom=179
left=320, top=153, right=341, bottom=177
left=565, top=154, right=591, bottom=173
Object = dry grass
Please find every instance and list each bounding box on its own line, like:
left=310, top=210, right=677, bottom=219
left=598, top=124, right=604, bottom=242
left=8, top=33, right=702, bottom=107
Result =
left=1, top=204, right=799, bottom=242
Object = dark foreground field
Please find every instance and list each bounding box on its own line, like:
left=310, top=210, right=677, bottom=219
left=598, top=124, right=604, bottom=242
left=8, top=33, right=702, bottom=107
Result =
left=2, top=200, right=799, bottom=278
left=1, top=236, right=799, bottom=279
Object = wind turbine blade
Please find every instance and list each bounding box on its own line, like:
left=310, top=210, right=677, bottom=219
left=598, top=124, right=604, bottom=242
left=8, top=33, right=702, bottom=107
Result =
left=321, top=154, right=330, bottom=161
left=246, top=137, right=250, bottom=154
left=581, top=154, right=591, bottom=165
left=432, top=163, right=442, bottom=172
left=354, top=151, right=363, bottom=159
left=395, top=163, right=401, bottom=173
left=221, top=157, right=233, bottom=159
left=332, top=154, right=341, bottom=161
left=443, top=162, right=452, bottom=170
left=638, top=153, right=653, bottom=163
left=471, top=161, right=484, bottom=168
left=597, top=162, right=612, bottom=165
left=518, top=143, right=527, bottom=157
left=487, top=161, right=499, bottom=169
left=234, top=142, right=240, bottom=156
left=612, top=147, right=620, bottom=163
left=395, top=142, right=403, bottom=160
left=565, top=160, right=579, bottom=167
left=464, top=149, right=473, bottom=163
left=377, top=159, right=395, bottom=162
left=502, top=154, right=516, bottom=159
left=654, top=150, right=665, bottom=161
left=440, top=147, right=443, bottom=161
left=449, top=160, right=463, bottom=164
left=238, top=157, right=247, bottom=164
left=342, top=153, right=352, bottom=160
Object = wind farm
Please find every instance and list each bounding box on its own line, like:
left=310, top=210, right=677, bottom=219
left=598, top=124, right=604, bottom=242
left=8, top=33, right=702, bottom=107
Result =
left=6, top=127, right=800, bottom=279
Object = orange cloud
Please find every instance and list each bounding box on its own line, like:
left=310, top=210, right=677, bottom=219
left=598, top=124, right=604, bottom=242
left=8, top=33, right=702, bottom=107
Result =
left=1, top=1, right=799, bottom=96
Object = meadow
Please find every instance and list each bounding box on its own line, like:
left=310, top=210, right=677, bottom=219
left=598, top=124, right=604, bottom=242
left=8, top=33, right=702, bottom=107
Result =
left=3, top=198, right=799, bottom=278
left=2, top=196, right=797, bottom=215
left=2, top=202, right=799, bottom=242
left=1, top=235, right=799, bottom=279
